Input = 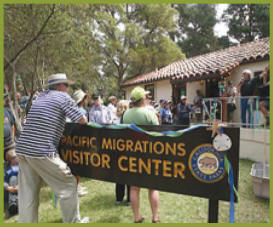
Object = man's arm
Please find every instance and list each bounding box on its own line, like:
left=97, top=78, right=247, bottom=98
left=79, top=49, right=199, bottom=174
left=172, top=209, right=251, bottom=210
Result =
left=77, top=116, right=87, bottom=124
left=11, top=125, right=15, bottom=138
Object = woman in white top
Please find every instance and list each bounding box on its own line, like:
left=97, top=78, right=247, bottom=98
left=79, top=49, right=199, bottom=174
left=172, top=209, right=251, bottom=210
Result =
left=226, top=81, right=237, bottom=123
left=113, top=100, right=131, bottom=205
left=113, top=100, right=130, bottom=124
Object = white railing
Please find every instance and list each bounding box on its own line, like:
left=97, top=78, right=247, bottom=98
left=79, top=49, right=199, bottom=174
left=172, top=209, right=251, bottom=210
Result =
left=200, top=96, right=269, bottom=128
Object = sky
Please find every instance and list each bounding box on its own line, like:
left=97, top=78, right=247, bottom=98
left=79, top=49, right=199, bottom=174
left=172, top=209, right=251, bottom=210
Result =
left=214, top=4, right=229, bottom=37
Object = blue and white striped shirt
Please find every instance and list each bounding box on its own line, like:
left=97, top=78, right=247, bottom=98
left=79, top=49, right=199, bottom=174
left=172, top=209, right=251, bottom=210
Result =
left=16, top=90, right=84, bottom=158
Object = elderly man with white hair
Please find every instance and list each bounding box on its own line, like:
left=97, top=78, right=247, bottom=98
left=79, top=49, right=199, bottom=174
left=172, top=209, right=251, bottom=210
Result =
left=238, top=69, right=265, bottom=128
left=16, top=73, right=89, bottom=223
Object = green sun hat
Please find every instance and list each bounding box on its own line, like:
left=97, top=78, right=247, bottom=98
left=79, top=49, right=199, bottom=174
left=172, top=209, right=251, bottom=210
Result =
left=130, top=87, right=149, bottom=103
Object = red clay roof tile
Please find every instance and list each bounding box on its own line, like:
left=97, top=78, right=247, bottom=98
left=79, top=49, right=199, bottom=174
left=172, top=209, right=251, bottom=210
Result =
left=121, top=38, right=269, bottom=87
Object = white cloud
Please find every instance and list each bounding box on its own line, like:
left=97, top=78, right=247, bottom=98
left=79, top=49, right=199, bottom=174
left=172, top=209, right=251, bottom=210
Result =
left=214, top=4, right=229, bottom=37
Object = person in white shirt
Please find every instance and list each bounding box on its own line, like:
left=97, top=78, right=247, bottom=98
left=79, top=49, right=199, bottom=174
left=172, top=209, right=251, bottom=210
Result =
left=107, top=96, right=118, bottom=124
left=226, top=81, right=237, bottom=123
left=72, top=89, right=89, bottom=197
left=145, top=92, right=157, bottom=113
left=113, top=100, right=131, bottom=205
left=113, top=100, right=129, bottom=124
left=88, top=94, right=110, bottom=124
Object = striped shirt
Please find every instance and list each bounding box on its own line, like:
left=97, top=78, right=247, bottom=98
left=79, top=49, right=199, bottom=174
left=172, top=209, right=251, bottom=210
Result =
left=16, top=90, right=84, bottom=158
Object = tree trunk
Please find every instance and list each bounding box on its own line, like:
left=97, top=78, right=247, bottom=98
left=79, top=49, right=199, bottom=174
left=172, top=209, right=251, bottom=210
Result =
left=9, top=70, right=23, bottom=137
left=116, top=71, right=124, bottom=98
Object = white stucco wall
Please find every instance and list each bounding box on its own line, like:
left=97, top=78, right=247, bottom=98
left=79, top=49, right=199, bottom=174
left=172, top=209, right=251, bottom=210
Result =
left=123, top=79, right=172, bottom=102
left=186, top=81, right=206, bottom=104
left=240, top=128, right=270, bottom=163
left=154, top=80, right=172, bottom=102
left=124, top=85, right=143, bottom=100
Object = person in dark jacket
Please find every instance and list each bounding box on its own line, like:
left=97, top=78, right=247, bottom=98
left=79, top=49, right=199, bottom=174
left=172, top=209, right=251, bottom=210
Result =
left=177, top=96, right=193, bottom=127
left=238, top=69, right=266, bottom=128
left=257, top=66, right=270, bottom=126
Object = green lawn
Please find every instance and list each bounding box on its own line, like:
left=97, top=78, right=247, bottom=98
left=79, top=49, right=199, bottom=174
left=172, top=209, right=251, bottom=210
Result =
left=4, top=159, right=269, bottom=223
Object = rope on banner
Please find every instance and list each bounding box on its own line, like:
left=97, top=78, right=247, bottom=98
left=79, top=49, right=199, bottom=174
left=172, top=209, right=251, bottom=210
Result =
left=88, top=122, right=208, bottom=138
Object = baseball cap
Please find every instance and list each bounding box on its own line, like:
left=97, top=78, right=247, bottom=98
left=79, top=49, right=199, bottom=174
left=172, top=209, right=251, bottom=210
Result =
left=130, top=87, right=148, bottom=103
left=181, top=95, right=187, bottom=100
left=92, top=93, right=100, bottom=99
left=159, top=98, right=165, bottom=103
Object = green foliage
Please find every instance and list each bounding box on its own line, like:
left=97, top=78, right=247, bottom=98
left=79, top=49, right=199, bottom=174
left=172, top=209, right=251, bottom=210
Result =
left=4, top=160, right=269, bottom=223
left=222, top=4, right=269, bottom=43
left=4, top=4, right=184, bottom=97
left=172, top=4, right=220, bottom=58
left=88, top=4, right=184, bottom=94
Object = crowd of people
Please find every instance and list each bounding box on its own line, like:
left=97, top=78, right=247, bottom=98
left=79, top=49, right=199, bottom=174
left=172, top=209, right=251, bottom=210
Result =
left=3, top=65, right=269, bottom=223
left=3, top=73, right=198, bottom=223
left=237, top=67, right=270, bottom=127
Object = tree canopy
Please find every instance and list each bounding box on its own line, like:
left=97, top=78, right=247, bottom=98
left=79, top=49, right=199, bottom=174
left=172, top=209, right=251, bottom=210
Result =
left=222, top=4, right=269, bottom=43
left=171, top=4, right=220, bottom=58
left=4, top=4, right=184, bottom=98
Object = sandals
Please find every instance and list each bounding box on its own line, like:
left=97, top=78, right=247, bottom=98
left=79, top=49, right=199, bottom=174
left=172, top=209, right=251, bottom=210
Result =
left=134, top=216, right=145, bottom=223
left=152, top=219, right=161, bottom=223
left=134, top=216, right=161, bottom=223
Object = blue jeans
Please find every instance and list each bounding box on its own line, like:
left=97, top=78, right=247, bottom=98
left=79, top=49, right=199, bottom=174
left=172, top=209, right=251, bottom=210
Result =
left=240, top=98, right=252, bottom=128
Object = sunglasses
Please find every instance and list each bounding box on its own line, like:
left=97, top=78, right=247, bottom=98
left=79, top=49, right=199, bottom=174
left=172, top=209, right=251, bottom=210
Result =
left=62, top=83, right=69, bottom=87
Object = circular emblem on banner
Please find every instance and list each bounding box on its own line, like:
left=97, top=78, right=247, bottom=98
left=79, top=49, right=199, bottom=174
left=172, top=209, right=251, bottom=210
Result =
left=213, top=133, right=232, bottom=152
left=189, top=144, right=225, bottom=183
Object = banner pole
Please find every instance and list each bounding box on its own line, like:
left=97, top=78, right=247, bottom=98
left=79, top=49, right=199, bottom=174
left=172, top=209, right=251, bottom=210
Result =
left=208, top=199, right=219, bottom=223
left=263, top=122, right=267, bottom=178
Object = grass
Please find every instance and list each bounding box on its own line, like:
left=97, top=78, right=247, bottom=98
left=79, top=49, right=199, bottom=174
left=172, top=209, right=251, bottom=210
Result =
left=4, top=159, right=269, bottom=223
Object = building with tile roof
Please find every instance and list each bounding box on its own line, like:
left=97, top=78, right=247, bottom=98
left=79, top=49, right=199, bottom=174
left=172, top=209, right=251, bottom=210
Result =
left=122, top=38, right=269, bottom=87
left=121, top=37, right=269, bottom=106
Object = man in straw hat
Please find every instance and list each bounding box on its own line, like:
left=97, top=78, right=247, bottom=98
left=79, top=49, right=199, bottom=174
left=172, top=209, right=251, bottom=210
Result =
left=16, top=73, right=89, bottom=223
left=72, top=89, right=88, bottom=117
left=122, top=86, right=160, bottom=223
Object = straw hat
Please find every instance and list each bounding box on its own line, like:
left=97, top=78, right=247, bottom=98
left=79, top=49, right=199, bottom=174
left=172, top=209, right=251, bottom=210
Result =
left=46, top=73, right=74, bottom=87
left=108, top=96, right=117, bottom=101
left=73, top=90, right=87, bottom=104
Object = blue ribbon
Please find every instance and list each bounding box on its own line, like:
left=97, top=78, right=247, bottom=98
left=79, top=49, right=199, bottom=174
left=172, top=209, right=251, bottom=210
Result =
left=220, top=127, right=236, bottom=223
left=89, top=121, right=237, bottom=222
left=227, top=158, right=235, bottom=223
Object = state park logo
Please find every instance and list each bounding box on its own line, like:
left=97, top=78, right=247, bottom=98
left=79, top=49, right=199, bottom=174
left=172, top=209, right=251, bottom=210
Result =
left=188, top=144, right=226, bottom=183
